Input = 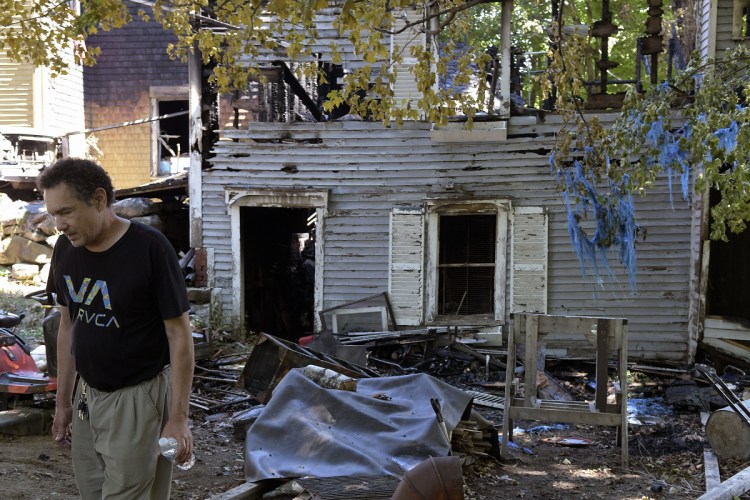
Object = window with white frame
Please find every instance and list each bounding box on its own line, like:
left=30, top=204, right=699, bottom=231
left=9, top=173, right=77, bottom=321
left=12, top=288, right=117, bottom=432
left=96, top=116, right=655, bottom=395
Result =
left=425, top=200, right=510, bottom=324
left=388, top=201, right=546, bottom=327
left=150, top=86, right=189, bottom=177
left=437, top=214, right=497, bottom=315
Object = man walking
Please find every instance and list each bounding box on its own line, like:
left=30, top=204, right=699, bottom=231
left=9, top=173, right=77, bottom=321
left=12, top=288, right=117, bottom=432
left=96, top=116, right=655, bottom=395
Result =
left=40, top=158, right=194, bottom=499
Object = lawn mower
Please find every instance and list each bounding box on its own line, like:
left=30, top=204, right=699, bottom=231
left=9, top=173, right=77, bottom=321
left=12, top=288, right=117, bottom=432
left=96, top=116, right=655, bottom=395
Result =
left=0, top=290, right=58, bottom=410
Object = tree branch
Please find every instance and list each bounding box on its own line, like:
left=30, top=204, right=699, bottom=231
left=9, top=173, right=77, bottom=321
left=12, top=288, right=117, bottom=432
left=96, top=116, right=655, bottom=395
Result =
left=371, top=0, right=500, bottom=36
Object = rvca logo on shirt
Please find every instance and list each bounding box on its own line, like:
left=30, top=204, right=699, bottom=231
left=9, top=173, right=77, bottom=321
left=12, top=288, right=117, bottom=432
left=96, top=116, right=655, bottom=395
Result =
left=64, top=276, right=120, bottom=328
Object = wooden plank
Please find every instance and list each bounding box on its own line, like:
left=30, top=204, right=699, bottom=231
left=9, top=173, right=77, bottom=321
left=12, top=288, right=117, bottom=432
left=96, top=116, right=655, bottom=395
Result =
left=697, top=464, right=750, bottom=500
left=704, top=316, right=750, bottom=341
left=207, top=482, right=268, bottom=500
left=524, top=314, right=539, bottom=408
left=596, top=318, right=610, bottom=412
left=704, top=328, right=750, bottom=341
left=618, top=319, right=629, bottom=467
left=508, top=406, right=622, bottom=426
left=702, top=338, right=750, bottom=364
left=701, top=412, right=722, bottom=492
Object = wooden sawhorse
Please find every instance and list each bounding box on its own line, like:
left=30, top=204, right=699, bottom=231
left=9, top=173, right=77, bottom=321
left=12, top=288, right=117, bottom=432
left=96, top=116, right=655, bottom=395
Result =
left=501, top=313, right=629, bottom=466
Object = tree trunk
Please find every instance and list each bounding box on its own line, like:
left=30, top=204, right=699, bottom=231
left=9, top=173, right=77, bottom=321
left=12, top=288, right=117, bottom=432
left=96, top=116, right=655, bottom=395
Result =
left=705, top=399, right=750, bottom=459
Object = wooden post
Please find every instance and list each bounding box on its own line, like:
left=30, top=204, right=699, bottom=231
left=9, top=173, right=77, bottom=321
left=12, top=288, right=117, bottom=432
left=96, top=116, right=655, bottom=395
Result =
left=595, top=319, right=610, bottom=412
left=524, top=314, right=539, bottom=408
left=498, top=0, right=513, bottom=118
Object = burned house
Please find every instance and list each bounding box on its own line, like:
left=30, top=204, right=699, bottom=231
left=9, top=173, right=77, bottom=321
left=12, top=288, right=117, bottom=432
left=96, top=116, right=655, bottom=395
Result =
left=81, top=2, right=190, bottom=189
left=175, top=0, right=749, bottom=367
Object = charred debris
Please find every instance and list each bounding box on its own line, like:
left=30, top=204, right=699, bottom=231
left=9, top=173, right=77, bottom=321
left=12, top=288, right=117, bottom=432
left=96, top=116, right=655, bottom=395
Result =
left=184, top=294, right=750, bottom=499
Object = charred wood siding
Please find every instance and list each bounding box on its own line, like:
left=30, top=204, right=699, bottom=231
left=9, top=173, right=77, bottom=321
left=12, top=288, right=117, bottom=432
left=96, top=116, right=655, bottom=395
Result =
left=206, top=117, right=695, bottom=363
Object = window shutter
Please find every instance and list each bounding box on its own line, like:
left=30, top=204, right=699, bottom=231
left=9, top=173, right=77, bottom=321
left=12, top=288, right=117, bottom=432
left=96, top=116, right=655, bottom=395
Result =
left=511, top=206, right=548, bottom=313
left=391, top=8, right=425, bottom=109
left=389, top=208, right=425, bottom=325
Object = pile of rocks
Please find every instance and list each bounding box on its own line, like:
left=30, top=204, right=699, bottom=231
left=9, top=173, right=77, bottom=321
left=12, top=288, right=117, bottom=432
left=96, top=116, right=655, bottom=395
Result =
left=0, top=194, right=188, bottom=284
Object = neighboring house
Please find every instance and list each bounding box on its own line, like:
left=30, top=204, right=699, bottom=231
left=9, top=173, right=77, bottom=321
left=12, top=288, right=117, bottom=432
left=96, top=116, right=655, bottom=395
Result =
left=82, top=3, right=189, bottom=189
left=693, top=0, right=750, bottom=363
left=0, top=44, right=84, bottom=197
left=0, top=2, right=190, bottom=192
left=184, top=2, right=718, bottom=366
left=0, top=49, right=84, bottom=135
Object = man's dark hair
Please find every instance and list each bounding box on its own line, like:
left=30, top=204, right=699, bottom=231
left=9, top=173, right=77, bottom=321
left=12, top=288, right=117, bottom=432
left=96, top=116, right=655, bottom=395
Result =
left=37, top=157, right=115, bottom=206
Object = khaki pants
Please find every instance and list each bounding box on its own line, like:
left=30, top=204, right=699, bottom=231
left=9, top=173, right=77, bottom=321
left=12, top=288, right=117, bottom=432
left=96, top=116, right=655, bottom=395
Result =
left=71, top=367, right=174, bottom=500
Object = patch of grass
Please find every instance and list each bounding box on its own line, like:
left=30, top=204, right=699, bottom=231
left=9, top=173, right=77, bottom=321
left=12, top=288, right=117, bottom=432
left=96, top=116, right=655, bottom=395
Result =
left=0, top=278, right=48, bottom=346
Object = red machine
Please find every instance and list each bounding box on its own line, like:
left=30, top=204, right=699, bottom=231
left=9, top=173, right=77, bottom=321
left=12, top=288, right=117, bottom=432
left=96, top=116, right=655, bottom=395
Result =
left=0, top=292, right=58, bottom=409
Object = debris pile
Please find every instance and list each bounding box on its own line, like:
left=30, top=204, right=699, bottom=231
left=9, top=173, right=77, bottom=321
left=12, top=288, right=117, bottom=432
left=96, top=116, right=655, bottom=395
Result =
left=0, top=194, right=190, bottom=284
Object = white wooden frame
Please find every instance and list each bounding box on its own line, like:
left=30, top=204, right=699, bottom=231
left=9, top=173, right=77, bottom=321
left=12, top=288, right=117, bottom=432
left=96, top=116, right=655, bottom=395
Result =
left=149, top=85, right=189, bottom=178
left=225, top=188, right=329, bottom=332
left=331, top=306, right=389, bottom=334
left=424, top=199, right=510, bottom=323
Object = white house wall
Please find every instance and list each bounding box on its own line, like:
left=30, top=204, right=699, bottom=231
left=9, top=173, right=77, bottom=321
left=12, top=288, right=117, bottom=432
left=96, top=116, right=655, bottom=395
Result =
left=715, top=0, right=740, bottom=52
left=205, top=117, right=696, bottom=363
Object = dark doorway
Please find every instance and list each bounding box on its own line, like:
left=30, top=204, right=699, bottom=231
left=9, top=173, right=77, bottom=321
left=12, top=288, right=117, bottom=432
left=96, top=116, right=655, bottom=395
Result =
left=706, top=189, right=750, bottom=321
left=241, top=206, right=317, bottom=340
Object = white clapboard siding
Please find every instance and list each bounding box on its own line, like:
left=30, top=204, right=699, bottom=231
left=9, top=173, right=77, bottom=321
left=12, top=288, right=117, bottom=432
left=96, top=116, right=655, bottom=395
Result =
left=715, top=0, right=739, bottom=53
left=206, top=116, right=697, bottom=364
left=388, top=208, right=425, bottom=325
left=511, top=206, right=548, bottom=314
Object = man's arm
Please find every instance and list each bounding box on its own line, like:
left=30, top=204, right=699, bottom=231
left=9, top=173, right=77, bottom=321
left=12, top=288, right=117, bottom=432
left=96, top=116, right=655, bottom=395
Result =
left=52, top=306, right=75, bottom=446
left=161, top=312, right=194, bottom=464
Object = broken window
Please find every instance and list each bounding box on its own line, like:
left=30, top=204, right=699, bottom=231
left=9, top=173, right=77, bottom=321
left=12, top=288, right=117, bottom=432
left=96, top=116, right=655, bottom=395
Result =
left=155, top=100, right=189, bottom=176
left=150, top=87, right=189, bottom=177
left=437, top=214, right=496, bottom=316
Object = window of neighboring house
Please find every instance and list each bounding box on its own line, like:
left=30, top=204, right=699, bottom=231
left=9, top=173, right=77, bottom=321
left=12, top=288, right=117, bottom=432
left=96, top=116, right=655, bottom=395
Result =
left=437, top=214, right=497, bottom=315
left=150, top=88, right=189, bottom=177
left=733, top=0, right=750, bottom=38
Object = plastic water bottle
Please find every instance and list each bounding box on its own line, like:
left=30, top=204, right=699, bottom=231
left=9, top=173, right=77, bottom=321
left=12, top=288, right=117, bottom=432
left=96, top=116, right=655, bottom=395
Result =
left=158, top=437, right=195, bottom=471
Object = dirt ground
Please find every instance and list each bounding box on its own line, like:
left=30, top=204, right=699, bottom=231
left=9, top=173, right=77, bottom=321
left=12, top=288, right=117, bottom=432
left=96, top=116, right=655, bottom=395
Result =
left=0, top=395, right=733, bottom=500
left=1, top=278, right=749, bottom=499
left=3, top=356, right=747, bottom=500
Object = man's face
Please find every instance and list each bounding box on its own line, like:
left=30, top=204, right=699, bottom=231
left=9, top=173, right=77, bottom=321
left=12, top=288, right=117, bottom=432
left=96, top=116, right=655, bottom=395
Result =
left=44, top=183, right=102, bottom=249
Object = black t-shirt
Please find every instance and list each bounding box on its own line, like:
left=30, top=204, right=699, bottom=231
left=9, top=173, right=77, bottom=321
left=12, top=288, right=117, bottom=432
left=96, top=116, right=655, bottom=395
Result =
left=47, top=221, right=190, bottom=391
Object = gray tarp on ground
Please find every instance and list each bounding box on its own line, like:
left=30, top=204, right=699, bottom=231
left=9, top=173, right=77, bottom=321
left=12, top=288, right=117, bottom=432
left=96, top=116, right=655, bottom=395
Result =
left=244, top=369, right=473, bottom=482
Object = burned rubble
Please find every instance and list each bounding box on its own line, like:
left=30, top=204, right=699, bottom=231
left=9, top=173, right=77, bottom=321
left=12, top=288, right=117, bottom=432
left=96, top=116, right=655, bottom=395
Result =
left=176, top=305, right=750, bottom=500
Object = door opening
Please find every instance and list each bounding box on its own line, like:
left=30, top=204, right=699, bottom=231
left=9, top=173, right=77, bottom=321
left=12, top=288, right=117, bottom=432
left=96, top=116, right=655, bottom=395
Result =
left=706, top=189, right=750, bottom=322
left=241, top=206, right=317, bottom=340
